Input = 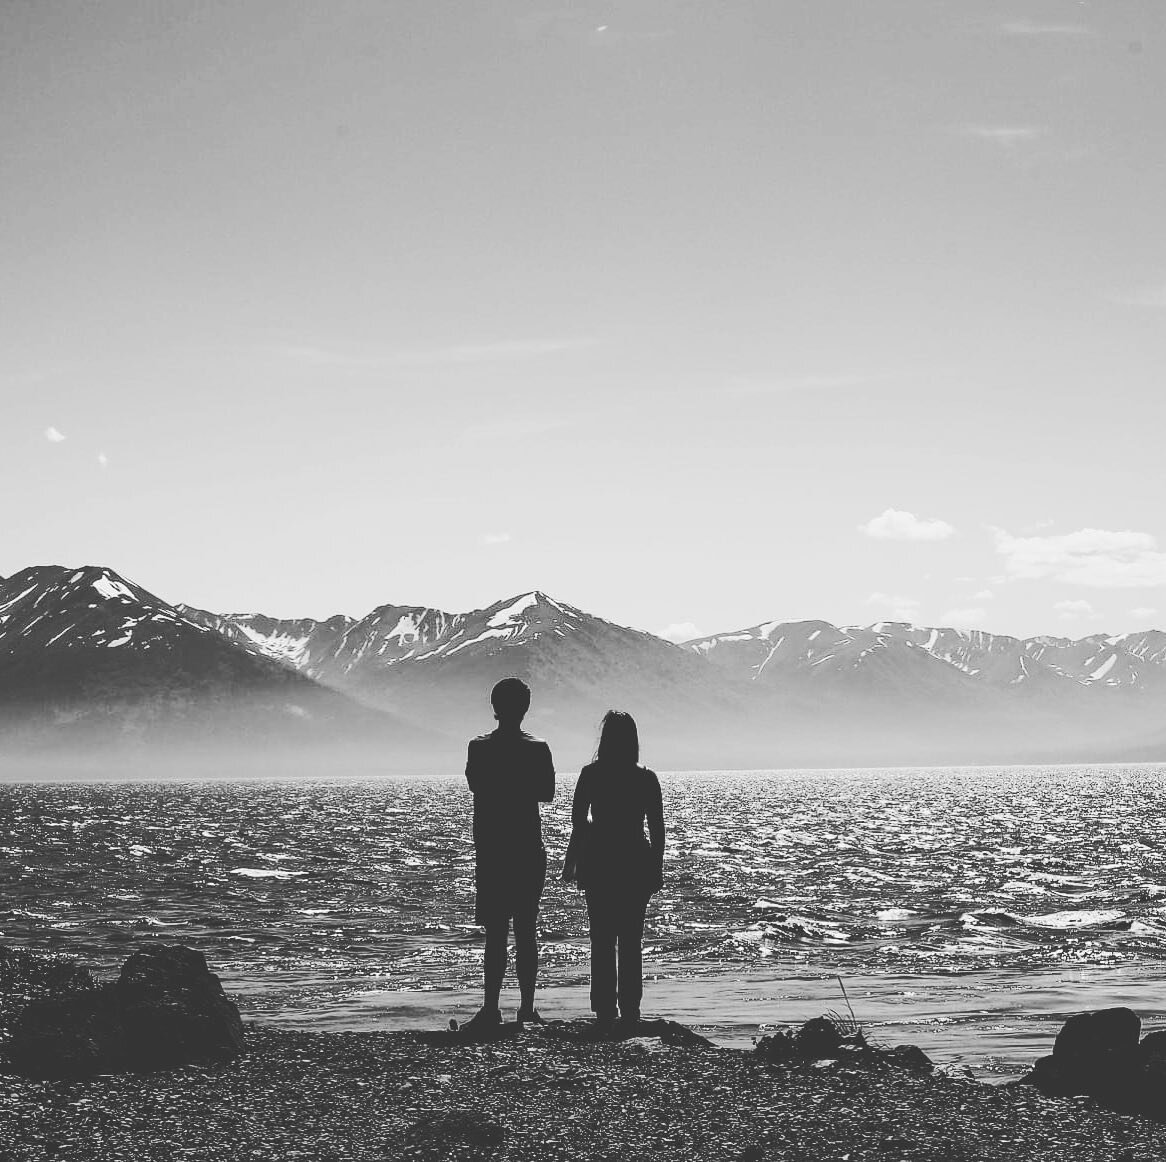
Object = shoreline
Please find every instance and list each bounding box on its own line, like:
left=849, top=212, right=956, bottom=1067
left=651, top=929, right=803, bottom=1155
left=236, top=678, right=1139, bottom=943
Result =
left=4, top=1021, right=1166, bottom=1160
left=230, top=961, right=1166, bottom=1080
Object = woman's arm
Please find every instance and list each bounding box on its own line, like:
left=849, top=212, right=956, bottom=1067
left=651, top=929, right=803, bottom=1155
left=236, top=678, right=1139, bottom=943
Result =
left=561, top=767, right=592, bottom=881
left=646, top=770, right=665, bottom=891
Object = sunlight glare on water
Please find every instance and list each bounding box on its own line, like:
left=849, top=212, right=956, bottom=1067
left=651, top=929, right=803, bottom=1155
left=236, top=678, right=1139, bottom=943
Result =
left=3, top=764, right=1166, bottom=1073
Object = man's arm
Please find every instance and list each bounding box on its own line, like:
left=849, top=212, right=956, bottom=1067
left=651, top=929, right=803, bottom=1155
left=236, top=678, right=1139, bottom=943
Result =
left=465, top=739, right=485, bottom=794
left=536, top=741, right=555, bottom=803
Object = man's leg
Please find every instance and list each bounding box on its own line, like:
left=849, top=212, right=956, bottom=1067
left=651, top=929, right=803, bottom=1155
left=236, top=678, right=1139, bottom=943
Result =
left=483, top=917, right=509, bottom=1012
left=513, top=906, right=538, bottom=1015
left=515, top=848, right=547, bottom=1021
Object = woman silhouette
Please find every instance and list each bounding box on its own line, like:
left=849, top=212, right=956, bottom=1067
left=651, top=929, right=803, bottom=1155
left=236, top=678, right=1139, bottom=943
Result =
left=562, top=710, right=665, bottom=1029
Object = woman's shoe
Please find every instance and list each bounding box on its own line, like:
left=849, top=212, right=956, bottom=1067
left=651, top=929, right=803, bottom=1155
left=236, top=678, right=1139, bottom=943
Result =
left=452, top=1007, right=502, bottom=1037
left=593, top=1012, right=617, bottom=1037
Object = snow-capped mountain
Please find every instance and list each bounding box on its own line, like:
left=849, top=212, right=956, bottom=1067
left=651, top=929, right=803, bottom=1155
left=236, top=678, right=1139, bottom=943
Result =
left=187, top=590, right=722, bottom=750
left=176, top=606, right=358, bottom=676
left=1, top=565, right=205, bottom=656
left=686, top=619, right=1166, bottom=693
left=183, top=592, right=607, bottom=680
left=6, top=562, right=1166, bottom=768
left=0, top=566, right=422, bottom=755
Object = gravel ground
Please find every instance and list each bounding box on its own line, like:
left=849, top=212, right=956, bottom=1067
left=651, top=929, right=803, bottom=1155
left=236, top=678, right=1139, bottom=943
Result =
left=2, top=1022, right=1166, bottom=1161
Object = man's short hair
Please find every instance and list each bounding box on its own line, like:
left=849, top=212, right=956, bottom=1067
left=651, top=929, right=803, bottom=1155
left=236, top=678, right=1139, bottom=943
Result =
left=491, top=677, right=531, bottom=719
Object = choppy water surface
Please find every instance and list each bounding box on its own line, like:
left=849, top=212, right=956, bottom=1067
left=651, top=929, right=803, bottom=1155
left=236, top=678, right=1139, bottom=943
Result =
left=3, top=765, right=1166, bottom=1073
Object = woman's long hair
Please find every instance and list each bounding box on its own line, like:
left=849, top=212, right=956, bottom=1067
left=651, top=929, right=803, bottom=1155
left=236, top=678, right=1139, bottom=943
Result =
left=595, top=709, right=639, bottom=766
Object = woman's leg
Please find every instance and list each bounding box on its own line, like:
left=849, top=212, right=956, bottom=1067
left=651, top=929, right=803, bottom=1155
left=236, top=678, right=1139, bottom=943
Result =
left=585, top=889, right=618, bottom=1018
left=615, top=892, right=649, bottom=1020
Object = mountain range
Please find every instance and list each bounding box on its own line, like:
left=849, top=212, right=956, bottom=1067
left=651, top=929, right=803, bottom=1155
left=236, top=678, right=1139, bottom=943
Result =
left=3, top=563, right=1165, bottom=771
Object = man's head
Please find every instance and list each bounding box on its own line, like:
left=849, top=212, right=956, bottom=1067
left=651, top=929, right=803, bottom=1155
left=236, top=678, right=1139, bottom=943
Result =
left=490, top=676, right=531, bottom=726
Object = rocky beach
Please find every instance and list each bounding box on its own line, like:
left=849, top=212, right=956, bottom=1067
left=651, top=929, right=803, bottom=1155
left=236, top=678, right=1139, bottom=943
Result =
left=4, top=948, right=1166, bottom=1161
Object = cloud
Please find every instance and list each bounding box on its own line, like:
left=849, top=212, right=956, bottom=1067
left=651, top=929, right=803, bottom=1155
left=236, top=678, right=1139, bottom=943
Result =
left=460, top=415, right=571, bottom=444
left=658, top=621, right=702, bottom=643
left=1000, top=20, right=1091, bottom=37
left=1131, top=607, right=1159, bottom=621
left=860, top=509, right=955, bottom=541
left=940, top=607, right=987, bottom=627
left=993, top=527, right=1166, bottom=588
left=44, top=426, right=66, bottom=443
left=1114, top=282, right=1166, bottom=309
left=276, top=338, right=590, bottom=370
left=961, top=125, right=1046, bottom=148
left=97, top=451, right=109, bottom=469
left=973, top=589, right=995, bottom=600
left=731, top=372, right=887, bottom=395
left=478, top=532, right=512, bottom=546
left=1054, top=599, right=1095, bottom=620
left=866, top=592, right=921, bottom=621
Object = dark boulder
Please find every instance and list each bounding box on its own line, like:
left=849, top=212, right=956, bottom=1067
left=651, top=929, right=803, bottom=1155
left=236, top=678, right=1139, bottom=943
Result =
left=4, top=984, right=126, bottom=1079
left=1017, top=1008, right=1166, bottom=1120
left=1054, top=1007, right=1140, bottom=1059
left=0, top=948, right=95, bottom=1043
left=115, top=945, right=244, bottom=1071
left=4, top=945, right=243, bottom=1080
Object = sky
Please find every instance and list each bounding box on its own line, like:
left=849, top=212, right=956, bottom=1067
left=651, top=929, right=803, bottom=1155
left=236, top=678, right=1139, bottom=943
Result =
left=4, top=1, right=1166, bottom=641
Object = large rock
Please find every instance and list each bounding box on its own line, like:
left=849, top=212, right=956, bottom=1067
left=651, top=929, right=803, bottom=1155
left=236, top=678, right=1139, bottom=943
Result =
left=0, top=948, right=95, bottom=1043
left=4, top=945, right=243, bottom=1080
left=1054, top=1007, right=1140, bottom=1059
left=1017, top=1007, right=1166, bottom=1120
left=115, top=945, right=244, bottom=1071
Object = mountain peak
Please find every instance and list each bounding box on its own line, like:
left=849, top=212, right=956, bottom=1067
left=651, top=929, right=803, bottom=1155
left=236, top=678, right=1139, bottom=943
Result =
left=485, top=590, right=572, bottom=625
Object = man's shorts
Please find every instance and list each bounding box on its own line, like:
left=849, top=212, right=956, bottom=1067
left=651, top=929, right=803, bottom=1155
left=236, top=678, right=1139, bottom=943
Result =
left=474, top=846, right=548, bottom=927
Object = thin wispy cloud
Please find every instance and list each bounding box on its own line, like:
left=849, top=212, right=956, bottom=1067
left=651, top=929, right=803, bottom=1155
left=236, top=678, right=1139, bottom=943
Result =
left=1054, top=598, right=1095, bottom=620
left=459, top=415, right=571, bottom=444
left=1113, top=282, right=1166, bottom=309
left=940, top=606, right=988, bottom=627
left=44, top=426, right=66, bottom=443
left=860, top=509, right=956, bottom=542
left=478, top=532, right=512, bottom=546
left=732, top=372, right=888, bottom=395
left=516, top=10, right=676, bottom=45
left=1131, top=606, right=1158, bottom=621
left=275, top=338, right=591, bottom=371
left=866, top=592, right=921, bottom=621
left=1000, top=20, right=1091, bottom=37
left=994, top=527, right=1166, bottom=588
left=97, top=451, right=109, bottom=469
left=961, top=125, right=1047, bottom=148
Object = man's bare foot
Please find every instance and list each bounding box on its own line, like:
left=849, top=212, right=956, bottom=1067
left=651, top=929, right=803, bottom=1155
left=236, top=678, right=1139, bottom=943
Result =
left=516, top=1007, right=546, bottom=1027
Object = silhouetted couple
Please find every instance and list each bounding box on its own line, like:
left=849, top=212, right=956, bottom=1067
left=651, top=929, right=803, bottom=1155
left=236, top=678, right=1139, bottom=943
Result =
left=460, top=677, right=665, bottom=1034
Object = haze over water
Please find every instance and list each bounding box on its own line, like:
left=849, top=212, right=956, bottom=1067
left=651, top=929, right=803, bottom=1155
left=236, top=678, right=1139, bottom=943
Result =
left=4, top=765, right=1166, bottom=1077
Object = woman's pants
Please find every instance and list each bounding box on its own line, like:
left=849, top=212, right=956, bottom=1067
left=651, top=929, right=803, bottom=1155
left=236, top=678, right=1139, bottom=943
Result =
left=585, top=887, right=650, bottom=1018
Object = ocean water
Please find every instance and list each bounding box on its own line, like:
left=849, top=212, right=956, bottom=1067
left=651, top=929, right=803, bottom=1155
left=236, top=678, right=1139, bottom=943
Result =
left=3, top=765, right=1166, bottom=1077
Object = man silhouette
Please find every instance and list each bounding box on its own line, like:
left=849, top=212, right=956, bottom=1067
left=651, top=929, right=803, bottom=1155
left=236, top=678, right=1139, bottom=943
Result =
left=461, top=676, right=555, bottom=1031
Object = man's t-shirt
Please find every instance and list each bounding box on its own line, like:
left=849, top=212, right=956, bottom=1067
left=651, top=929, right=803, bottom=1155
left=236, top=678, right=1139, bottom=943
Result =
left=465, top=727, right=555, bottom=855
